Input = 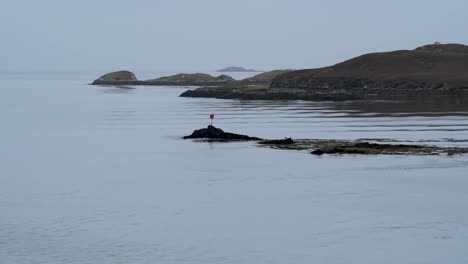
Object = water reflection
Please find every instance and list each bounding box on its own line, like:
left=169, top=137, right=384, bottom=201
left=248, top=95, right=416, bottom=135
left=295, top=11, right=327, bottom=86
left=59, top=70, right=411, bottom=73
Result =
left=183, top=95, right=468, bottom=117
left=325, top=96, right=468, bottom=116
left=2, top=79, right=468, bottom=264
left=97, top=85, right=137, bottom=94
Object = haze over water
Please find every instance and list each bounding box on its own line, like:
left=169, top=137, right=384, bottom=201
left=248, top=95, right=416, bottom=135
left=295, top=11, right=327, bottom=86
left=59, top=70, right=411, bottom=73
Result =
left=1, top=72, right=468, bottom=264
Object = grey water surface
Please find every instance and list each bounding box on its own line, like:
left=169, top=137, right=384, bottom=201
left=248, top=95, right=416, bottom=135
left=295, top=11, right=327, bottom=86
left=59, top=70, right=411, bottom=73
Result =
left=1, top=72, right=468, bottom=264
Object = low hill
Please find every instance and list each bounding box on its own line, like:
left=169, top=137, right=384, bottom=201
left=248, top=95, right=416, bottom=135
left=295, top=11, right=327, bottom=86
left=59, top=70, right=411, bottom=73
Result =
left=242, top=70, right=292, bottom=84
left=148, top=73, right=234, bottom=83
left=272, top=43, right=468, bottom=89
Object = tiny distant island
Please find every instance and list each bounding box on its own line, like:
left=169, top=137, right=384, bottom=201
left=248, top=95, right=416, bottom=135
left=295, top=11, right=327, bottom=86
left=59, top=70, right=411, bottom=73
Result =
left=216, top=66, right=259, bottom=72
left=91, top=43, right=468, bottom=101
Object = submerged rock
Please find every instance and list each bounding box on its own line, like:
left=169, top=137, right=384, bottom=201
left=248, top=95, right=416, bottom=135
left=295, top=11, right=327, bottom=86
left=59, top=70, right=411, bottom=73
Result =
left=183, top=125, right=261, bottom=140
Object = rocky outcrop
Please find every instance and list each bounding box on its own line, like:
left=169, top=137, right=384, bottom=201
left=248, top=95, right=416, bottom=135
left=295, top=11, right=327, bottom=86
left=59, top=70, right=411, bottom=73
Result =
left=183, top=125, right=261, bottom=140
left=92, top=71, right=138, bottom=85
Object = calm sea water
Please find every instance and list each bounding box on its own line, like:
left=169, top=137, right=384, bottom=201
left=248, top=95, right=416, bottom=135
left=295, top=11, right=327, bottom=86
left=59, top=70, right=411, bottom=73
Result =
left=1, top=72, right=468, bottom=264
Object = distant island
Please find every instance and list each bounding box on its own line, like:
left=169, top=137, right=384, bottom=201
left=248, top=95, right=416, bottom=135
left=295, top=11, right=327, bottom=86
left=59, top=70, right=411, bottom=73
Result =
left=91, top=70, right=289, bottom=86
left=216, top=66, right=259, bottom=72
left=93, top=71, right=138, bottom=84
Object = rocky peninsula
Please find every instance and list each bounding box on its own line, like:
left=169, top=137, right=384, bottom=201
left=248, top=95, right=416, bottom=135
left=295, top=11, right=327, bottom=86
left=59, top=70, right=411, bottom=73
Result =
left=181, top=43, right=468, bottom=100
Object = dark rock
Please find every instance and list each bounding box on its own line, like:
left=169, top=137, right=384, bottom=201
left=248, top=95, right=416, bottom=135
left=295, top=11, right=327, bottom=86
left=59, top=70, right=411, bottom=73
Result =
left=260, top=137, right=294, bottom=145
left=311, top=149, right=325, bottom=155
left=183, top=125, right=262, bottom=140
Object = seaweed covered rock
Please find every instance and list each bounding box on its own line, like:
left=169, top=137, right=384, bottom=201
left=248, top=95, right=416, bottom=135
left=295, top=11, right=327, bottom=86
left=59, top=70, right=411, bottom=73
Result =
left=183, top=125, right=261, bottom=140
left=310, top=142, right=428, bottom=155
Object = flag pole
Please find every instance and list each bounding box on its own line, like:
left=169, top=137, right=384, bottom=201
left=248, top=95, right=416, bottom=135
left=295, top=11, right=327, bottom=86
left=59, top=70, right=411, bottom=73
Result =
left=210, top=113, right=214, bottom=126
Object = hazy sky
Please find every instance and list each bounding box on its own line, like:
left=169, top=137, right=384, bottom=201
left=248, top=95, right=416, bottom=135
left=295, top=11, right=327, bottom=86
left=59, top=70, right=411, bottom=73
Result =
left=1, top=0, right=467, bottom=73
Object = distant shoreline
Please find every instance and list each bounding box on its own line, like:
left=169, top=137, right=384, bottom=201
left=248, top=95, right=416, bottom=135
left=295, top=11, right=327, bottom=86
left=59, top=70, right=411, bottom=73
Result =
left=91, top=43, right=468, bottom=101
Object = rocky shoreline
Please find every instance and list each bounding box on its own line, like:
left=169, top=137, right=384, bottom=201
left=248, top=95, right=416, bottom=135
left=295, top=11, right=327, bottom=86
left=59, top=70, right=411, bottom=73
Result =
left=179, top=84, right=468, bottom=101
